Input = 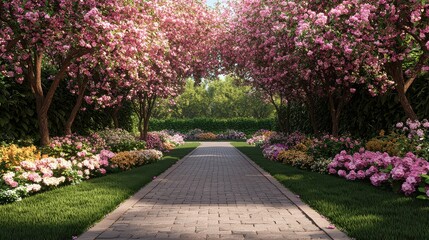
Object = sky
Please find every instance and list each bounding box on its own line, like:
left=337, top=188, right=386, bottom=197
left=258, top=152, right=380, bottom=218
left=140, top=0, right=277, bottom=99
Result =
left=206, top=0, right=219, bottom=7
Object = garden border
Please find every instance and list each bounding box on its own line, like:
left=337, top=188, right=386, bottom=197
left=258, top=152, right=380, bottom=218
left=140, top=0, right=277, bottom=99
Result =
left=77, top=146, right=199, bottom=240
left=232, top=143, right=351, bottom=240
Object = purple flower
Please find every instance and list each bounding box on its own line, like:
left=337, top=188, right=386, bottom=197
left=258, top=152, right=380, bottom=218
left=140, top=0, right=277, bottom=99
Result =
left=328, top=168, right=337, bottom=174
left=396, top=122, right=404, bottom=128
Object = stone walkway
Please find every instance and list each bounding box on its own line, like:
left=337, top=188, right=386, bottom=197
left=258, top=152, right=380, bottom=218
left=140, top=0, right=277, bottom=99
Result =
left=78, top=142, right=349, bottom=240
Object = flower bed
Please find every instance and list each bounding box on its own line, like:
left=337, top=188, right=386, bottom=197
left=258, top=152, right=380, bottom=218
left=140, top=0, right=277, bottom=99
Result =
left=247, top=119, right=429, bottom=199
left=328, top=150, right=429, bottom=196
left=110, top=149, right=163, bottom=170
left=97, top=128, right=146, bottom=152
left=184, top=129, right=247, bottom=141
left=0, top=130, right=185, bottom=205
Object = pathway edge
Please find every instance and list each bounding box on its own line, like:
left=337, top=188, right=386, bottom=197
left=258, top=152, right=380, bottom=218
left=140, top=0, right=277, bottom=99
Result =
left=77, top=144, right=200, bottom=240
left=232, top=143, right=351, bottom=240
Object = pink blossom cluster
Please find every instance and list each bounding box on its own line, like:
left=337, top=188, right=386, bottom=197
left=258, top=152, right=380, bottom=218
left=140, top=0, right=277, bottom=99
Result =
left=169, top=134, right=185, bottom=146
left=1, top=148, right=115, bottom=204
left=328, top=150, right=429, bottom=196
left=262, top=144, right=288, bottom=161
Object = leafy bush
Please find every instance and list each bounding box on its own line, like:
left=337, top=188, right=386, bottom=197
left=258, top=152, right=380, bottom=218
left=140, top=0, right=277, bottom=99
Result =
left=310, top=158, right=332, bottom=173
left=262, top=144, right=288, bottom=161
left=365, top=131, right=409, bottom=157
left=109, top=150, right=163, bottom=170
left=43, top=134, right=107, bottom=159
left=394, top=119, right=429, bottom=161
left=277, top=150, right=314, bottom=169
left=145, top=132, right=163, bottom=150
left=109, top=152, right=139, bottom=170
left=246, top=129, right=276, bottom=146
left=0, top=145, right=41, bottom=171
left=97, top=128, right=145, bottom=152
left=194, top=132, right=217, bottom=140
left=216, top=130, right=247, bottom=140
left=308, top=135, right=362, bottom=159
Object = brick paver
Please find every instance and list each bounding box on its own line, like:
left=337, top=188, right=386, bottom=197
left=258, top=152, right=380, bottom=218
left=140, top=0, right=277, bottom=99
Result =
left=79, top=142, right=349, bottom=240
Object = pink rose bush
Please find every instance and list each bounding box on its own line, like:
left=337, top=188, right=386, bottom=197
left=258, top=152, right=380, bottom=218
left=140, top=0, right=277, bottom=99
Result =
left=328, top=150, right=429, bottom=196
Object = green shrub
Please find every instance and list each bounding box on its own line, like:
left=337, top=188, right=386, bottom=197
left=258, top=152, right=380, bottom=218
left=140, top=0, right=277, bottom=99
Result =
left=97, top=128, right=145, bottom=152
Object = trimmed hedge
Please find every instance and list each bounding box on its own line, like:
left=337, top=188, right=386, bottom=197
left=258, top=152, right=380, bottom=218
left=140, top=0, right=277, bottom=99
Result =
left=149, top=118, right=275, bottom=134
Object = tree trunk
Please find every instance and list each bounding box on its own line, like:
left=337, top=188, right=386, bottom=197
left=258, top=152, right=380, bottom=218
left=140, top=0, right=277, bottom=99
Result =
left=29, top=51, right=50, bottom=146
left=37, top=109, right=50, bottom=146
left=305, top=96, right=319, bottom=135
left=111, top=107, right=120, bottom=128
left=328, top=93, right=340, bottom=137
left=142, top=117, right=149, bottom=141
left=64, top=79, right=88, bottom=135
left=138, top=116, right=144, bottom=140
left=142, top=95, right=157, bottom=141
left=385, top=61, right=418, bottom=120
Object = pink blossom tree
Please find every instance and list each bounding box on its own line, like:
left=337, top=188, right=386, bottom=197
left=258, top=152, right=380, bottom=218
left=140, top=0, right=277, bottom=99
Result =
left=130, top=0, right=222, bottom=140
left=0, top=0, right=144, bottom=145
left=223, top=0, right=395, bottom=136
left=361, top=1, right=429, bottom=120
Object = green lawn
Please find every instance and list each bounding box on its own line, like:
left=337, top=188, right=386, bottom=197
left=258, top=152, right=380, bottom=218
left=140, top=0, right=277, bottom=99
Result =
left=232, top=142, right=429, bottom=240
left=0, top=142, right=199, bottom=240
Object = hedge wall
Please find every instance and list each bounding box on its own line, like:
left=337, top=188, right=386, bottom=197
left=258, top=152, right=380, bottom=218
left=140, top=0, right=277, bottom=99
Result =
left=149, top=118, right=275, bottom=134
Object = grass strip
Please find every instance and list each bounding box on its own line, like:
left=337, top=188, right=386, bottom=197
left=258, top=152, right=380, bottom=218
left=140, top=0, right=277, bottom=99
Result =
left=0, top=142, right=199, bottom=240
left=232, top=142, right=429, bottom=240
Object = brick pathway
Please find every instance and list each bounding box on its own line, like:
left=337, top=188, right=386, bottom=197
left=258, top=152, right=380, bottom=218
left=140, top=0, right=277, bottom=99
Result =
left=79, top=142, right=349, bottom=240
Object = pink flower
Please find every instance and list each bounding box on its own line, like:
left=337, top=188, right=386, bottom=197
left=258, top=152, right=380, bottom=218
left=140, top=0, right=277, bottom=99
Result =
left=328, top=168, right=337, bottom=174
left=346, top=170, right=357, bottom=180
left=28, top=172, right=42, bottom=183
left=99, top=168, right=106, bottom=174
left=401, top=182, right=415, bottom=195
left=356, top=170, right=365, bottom=179
left=77, top=150, right=87, bottom=157
left=405, top=176, right=418, bottom=185
left=365, top=166, right=378, bottom=176
left=396, top=122, right=404, bottom=128
left=338, top=170, right=347, bottom=177
left=391, top=167, right=405, bottom=180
